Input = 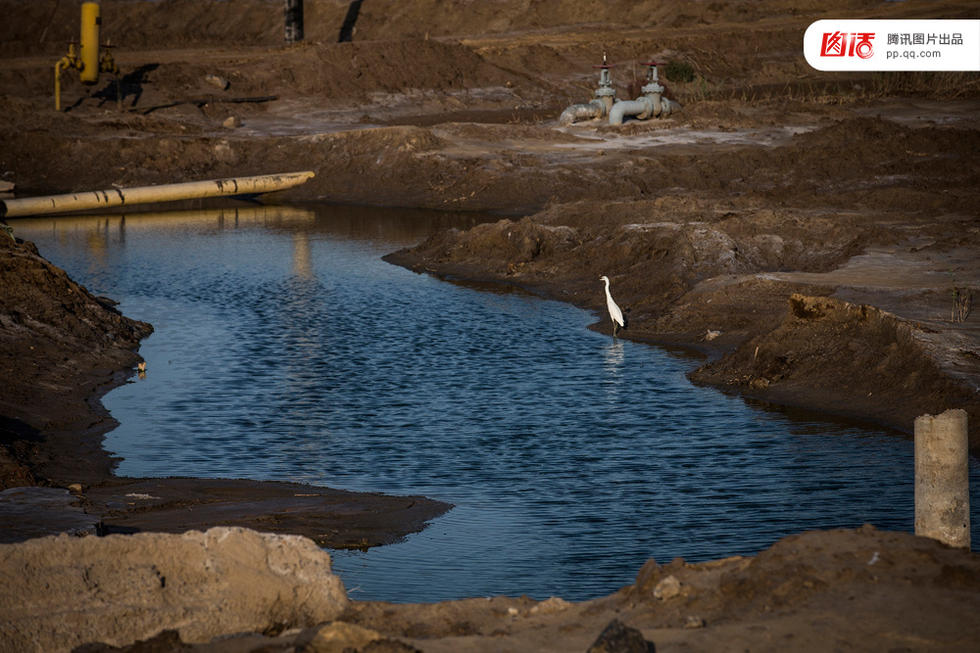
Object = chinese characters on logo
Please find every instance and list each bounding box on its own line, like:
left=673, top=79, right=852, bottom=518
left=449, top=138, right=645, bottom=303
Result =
left=820, top=31, right=876, bottom=59
left=887, top=33, right=964, bottom=46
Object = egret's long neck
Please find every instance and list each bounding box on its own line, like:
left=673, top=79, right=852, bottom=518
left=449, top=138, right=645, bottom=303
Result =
left=603, top=278, right=611, bottom=298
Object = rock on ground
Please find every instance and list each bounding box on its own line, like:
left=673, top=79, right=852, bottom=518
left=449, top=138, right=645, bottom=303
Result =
left=0, top=527, right=348, bottom=653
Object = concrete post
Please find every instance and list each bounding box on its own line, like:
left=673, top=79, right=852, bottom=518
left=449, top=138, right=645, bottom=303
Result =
left=914, top=409, right=970, bottom=548
left=284, top=0, right=304, bottom=43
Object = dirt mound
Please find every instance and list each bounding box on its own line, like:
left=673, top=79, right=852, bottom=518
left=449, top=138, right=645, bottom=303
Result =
left=711, top=525, right=980, bottom=617
left=249, top=39, right=526, bottom=99
left=781, top=117, right=980, bottom=202
left=692, top=294, right=980, bottom=449
left=336, top=526, right=980, bottom=652
left=387, top=199, right=881, bottom=319
left=0, top=526, right=348, bottom=652
left=8, top=524, right=979, bottom=651
left=0, top=238, right=149, bottom=352
left=641, top=116, right=980, bottom=212
left=0, top=235, right=152, bottom=488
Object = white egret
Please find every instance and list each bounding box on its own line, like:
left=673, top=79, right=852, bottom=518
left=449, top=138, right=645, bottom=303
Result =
left=599, top=275, right=628, bottom=336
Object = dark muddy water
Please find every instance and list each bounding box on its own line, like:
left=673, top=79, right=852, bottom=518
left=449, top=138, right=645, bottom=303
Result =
left=14, top=204, right=980, bottom=603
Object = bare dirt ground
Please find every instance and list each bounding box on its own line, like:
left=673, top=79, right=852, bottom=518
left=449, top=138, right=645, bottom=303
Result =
left=1, top=0, right=979, bottom=650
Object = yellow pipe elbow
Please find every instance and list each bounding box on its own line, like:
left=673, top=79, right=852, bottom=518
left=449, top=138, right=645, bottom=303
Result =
left=54, top=57, right=72, bottom=111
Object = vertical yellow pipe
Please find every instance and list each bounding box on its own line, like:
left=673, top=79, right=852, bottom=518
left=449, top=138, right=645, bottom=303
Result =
left=79, top=1, right=101, bottom=84
left=54, top=61, right=62, bottom=111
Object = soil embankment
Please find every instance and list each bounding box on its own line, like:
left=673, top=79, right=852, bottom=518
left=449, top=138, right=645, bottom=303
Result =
left=4, top=524, right=980, bottom=652
left=0, top=235, right=150, bottom=487
left=1, top=0, right=978, bottom=650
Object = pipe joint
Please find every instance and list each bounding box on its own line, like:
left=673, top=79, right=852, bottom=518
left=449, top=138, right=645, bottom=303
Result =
left=609, top=98, right=652, bottom=126
left=559, top=99, right=606, bottom=125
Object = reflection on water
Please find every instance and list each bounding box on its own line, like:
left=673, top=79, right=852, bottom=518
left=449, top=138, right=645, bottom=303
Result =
left=601, top=340, right=626, bottom=406
left=10, top=204, right=980, bottom=603
left=14, top=205, right=317, bottom=235
left=293, top=232, right=313, bottom=278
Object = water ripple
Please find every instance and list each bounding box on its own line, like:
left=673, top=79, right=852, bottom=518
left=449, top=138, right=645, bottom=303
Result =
left=13, top=205, right=980, bottom=603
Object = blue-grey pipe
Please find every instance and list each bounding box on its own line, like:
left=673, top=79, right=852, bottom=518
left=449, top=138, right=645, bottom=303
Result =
left=608, top=98, right=653, bottom=126
left=558, top=99, right=605, bottom=125
left=609, top=95, right=681, bottom=125
left=660, top=97, right=681, bottom=116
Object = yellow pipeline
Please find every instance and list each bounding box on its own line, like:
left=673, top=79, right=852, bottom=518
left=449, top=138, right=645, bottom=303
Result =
left=0, top=172, right=316, bottom=218
left=79, top=2, right=101, bottom=83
